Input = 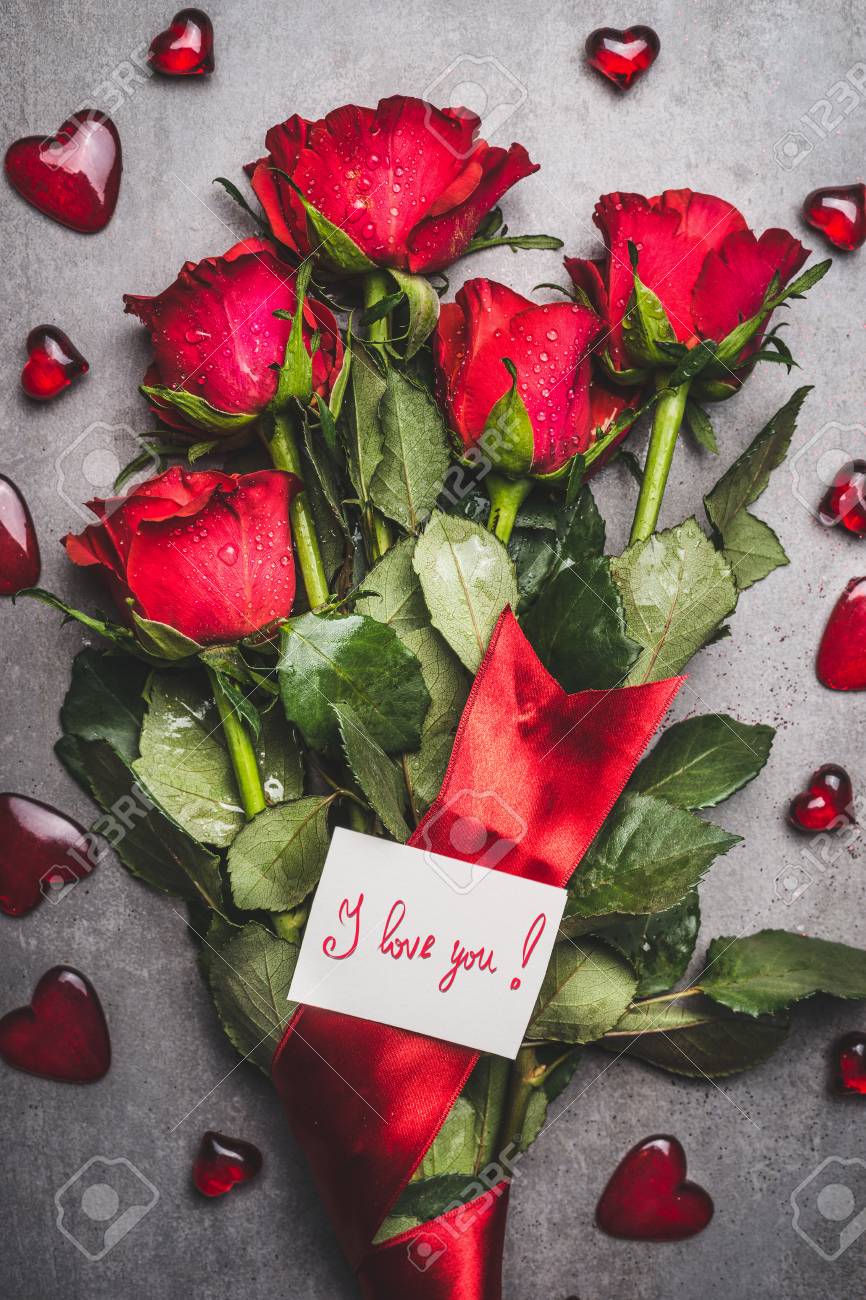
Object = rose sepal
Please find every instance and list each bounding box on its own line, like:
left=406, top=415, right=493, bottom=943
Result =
left=141, top=383, right=260, bottom=436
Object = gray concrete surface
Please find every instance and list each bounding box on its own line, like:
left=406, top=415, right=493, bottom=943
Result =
left=1, top=1, right=865, bottom=1296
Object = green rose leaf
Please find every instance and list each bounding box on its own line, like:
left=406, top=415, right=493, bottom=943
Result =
left=204, top=919, right=298, bottom=1074
left=60, top=648, right=148, bottom=763
left=611, top=517, right=738, bottom=682
left=256, top=705, right=304, bottom=805
left=515, top=1044, right=582, bottom=1153
left=369, top=367, right=451, bottom=532
left=333, top=702, right=410, bottom=841
left=564, top=792, right=741, bottom=922
left=600, top=992, right=788, bottom=1077
left=629, top=714, right=775, bottom=809
left=684, top=399, right=718, bottom=454
left=279, top=611, right=430, bottom=752
left=226, top=796, right=334, bottom=912
left=528, top=938, right=638, bottom=1044
left=719, top=509, right=788, bottom=591
left=343, top=341, right=386, bottom=506
left=387, top=269, right=440, bottom=359
left=413, top=511, right=519, bottom=673
left=604, top=891, right=701, bottom=998
left=701, top=930, right=866, bottom=1017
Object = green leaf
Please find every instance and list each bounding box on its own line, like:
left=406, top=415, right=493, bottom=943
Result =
left=600, top=992, right=788, bottom=1077
left=529, top=938, right=637, bottom=1044
left=355, top=538, right=468, bottom=814
left=481, top=359, right=535, bottom=477
left=369, top=367, right=451, bottom=531
left=373, top=1175, right=479, bottom=1242
left=343, top=341, right=386, bottom=505
left=721, top=509, right=788, bottom=591
left=388, top=269, right=440, bottom=359
left=565, top=792, right=740, bottom=921
left=629, top=714, right=774, bottom=809
left=416, top=1055, right=510, bottom=1179
left=604, top=892, right=701, bottom=998
left=60, top=649, right=148, bottom=762
left=302, top=410, right=348, bottom=534
left=413, top=511, right=519, bottom=673
left=279, top=611, right=430, bottom=752
left=204, top=920, right=298, bottom=1073
left=464, top=232, right=565, bottom=255
left=131, top=613, right=202, bottom=660
left=522, top=557, right=640, bottom=691
left=141, top=384, right=258, bottom=434
left=227, top=796, right=333, bottom=911
left=611, top=517, right=737, bottom=682
left=701, top=930, right=866, bottom=1017
left=132, top=670, right=245, bottom=848
left=684, top=399, right=718, bottom=453
left=333, top=703, right=410, bottom=841
left=256, top=704, right=304, bottom=804
left=75, top=737, right=223, bottom=907
left=516, top=1045, right=582, bottom=1153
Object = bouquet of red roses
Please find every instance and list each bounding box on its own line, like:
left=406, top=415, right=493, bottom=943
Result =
left=16, top=93, right=866, bottom=1300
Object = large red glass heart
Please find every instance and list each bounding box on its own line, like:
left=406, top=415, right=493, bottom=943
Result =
left=585, top=26, right=660, bottom=90
left=5, top=111, right=121, bottom=233
left=0, top=477, right=40, bottom=597
left=835, top=1032, right=866, bottom=1095
left=0, top=967, right=110, bottom=1082
left=788, top=764, right=854, bottom=832
left=803, top=184, right=866, bottom=252
left=148, top=9, right=214, bottom=76
left=21, top=325, right=88, bottom=401
left=817, top=577, right=866, bottom=690
left=193, top=1131, right=262, bottom=1196
left=596, top=1135, right=713, bottom=1240
left=0, top=792, right=93, bottom=916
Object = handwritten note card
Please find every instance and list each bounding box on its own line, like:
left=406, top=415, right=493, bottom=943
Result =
left=289, top=827, right=567, bottom=1058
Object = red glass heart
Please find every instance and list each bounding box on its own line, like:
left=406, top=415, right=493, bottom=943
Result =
left=148, top=9, right=214, bottom=76
left=596, top=1135, right=713, bottom=1241
left=193, top=1131, right=262, bottom=1196
left=21, top=325, right=88, bottom=401
left=0, top=792, right=94, bottom=916
left=585, top=26, right=660, bottom=90
left=803, top=184, right=866, bottom=252
left=0, top=967, right=110, bottom=1082
left=788, top=764, right=854, bottom=832
left=835, top=1032, right=866, bottom=1095
left=0, top=477, right=40, bottom=596
left=817, top=577, right=866, bottom=690
left=5, top=111, right=121, bottom=233
left=819, top=459, right=866, bottom=535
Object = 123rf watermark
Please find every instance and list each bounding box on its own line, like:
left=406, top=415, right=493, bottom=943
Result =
left=774, top=793, right=863, bottom=907
left=773, top=62, right=866, bottom=170
left=406, top=1144, right=518, bottom=1272
left=56, top=1156, right=159, bottom=1261
left=40, top=782, right=158, bottom=906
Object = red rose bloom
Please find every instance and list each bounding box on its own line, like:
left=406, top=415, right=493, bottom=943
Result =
left=433, top=278, right=609, bottom=475
left=565, top=189, right=808, bottom=382
left=64, top=466, right=298, bottom=644
left=247, top=95, right=538, bottom=274
left=124, top=238, right=342, bottom=436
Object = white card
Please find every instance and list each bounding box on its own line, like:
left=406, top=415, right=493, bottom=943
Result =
left=289, top=827, right=566, bottom=1059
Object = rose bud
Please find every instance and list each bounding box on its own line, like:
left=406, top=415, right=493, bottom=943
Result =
left=247, top=95, right=538, bottom=275
left=64, top=466, right=298, bottom=645
left=565, top=189, right=812, bottom=399
left=124, top=238, right=342, bottom=438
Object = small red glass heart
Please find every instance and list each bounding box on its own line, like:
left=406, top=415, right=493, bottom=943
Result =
left=835, top=1032, right=866, bottom=1095
left=0, top=966, right=110, bottom=1082
left=0, top=792, right=94, bottom=916
left=819, top=460, right=866, bottom=535
left=788, top=764, right=855, bottom=832
left=0, top=477, right=40, bottom=596
left=596, top=1134, right=713, bottom=1241
left=803, top=184, right=866, bottom=252
left=5, top=110, right=121, bottom=233
left=21, top=325, right=88, bottom=401
left=817, top=577, right=866, bottom=690
left=193, top=1131, right=262, bottom=1196
left=585, top=26, right=660, bottom=90
left=148, top=9, right=214, bottom=76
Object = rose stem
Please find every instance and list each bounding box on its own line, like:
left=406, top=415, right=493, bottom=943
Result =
left=486, top=472, right=532, bottom=545
left=265, top=410, right=331, bottom=610
left=629, top=377, right=691, bottom=545
left=361, top=269, right=395, bottom=561
left=206, top=666, right=266, bottom=819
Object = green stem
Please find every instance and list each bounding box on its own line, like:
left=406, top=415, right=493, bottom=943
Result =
left=273, top=903, right=310, bottom=942
left=499, top=1045, right=540, bottom=1151
left=363, top=269, right=393, bottom=349
left=629, top=379, right=691, bottom=545
left=206, top=666, right=266, bottom=820
left=264, top=409, right=330, bottom=610
left=486, top=473, right=532, bottom=545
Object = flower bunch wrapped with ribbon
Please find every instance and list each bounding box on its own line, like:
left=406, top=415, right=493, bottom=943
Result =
left=20, top=91, right=866, bottom=1300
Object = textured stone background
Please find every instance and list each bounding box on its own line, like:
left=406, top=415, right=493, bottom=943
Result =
left=2, top=1, right=865, bottom=1296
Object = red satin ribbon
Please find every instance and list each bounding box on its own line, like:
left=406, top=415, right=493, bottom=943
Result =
left=273, top=609, right=681, bottom=1298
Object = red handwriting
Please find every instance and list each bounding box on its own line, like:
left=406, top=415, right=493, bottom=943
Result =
left=323, top=893, right=364, bottom=960
left=510, top=913, right=547, bottom=990
left=438, top=940, right=498, bottom=993
left=379, top=900, right=436, bottom=961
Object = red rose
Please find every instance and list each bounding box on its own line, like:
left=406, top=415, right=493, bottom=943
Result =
left=433, top=278, right=605, bottom=475
left=565, top=189, right=808, bottom=386
left=64, top=466, right=298, bottom=644
left=124, top=238, right=342, bottom=436
left=247, top=95, right=538, bottom=274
